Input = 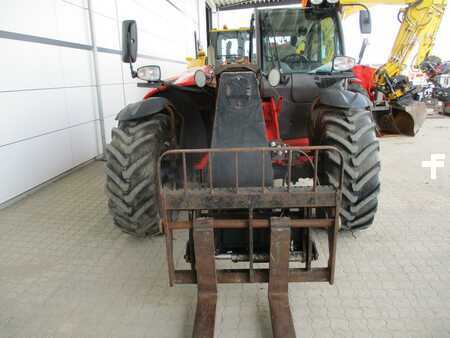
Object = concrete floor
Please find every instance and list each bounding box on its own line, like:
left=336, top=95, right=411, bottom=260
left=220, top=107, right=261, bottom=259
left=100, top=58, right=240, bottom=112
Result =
left=1, top=117, right=450, bottom=338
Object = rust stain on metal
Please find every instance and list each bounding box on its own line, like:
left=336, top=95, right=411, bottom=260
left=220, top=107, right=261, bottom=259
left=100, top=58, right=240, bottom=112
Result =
left=156, top=146, right=343, bottom=338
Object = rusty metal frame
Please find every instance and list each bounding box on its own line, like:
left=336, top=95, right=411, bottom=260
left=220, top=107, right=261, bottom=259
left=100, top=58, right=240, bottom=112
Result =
left=269, top=217, right=296, bottom=338
left=192, top=217, right=217, bottom=338
left=157, top=146, right=343, bottom=338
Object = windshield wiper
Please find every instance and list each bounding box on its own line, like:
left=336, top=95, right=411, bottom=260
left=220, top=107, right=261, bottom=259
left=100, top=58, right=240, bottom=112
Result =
left=263, top=13, right=282, bottom=72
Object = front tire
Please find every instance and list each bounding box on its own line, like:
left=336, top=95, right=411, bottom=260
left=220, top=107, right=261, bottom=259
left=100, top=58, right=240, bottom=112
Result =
left=105, top=114, right=170, bottom=237
left=314, top=107, right=380, bottom=230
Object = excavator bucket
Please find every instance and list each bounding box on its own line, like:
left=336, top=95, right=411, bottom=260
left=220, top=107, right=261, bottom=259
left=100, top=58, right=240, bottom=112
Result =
left=373, top=100, right=427, bottom=136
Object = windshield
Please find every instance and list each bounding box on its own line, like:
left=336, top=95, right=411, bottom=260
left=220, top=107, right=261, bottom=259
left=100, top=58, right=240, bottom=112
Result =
left=260, top=8, right=342, bottom=74
left=215, top=30, right=254, bottom=65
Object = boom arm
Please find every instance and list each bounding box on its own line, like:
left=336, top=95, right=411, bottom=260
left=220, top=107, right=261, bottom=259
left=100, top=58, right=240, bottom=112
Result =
left=342, top=0, right=447, bottom=99
left=378, top=0, right=447, bottom=81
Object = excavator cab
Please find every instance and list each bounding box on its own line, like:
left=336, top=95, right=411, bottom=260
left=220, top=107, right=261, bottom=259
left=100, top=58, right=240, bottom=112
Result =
left=208, top=28, right=254, bottom=65
left=186, top=27, right=253, bottom=68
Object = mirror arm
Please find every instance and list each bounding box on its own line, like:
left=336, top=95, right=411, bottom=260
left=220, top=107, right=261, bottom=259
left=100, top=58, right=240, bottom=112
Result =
left=129, top=59, right=137, bottom=78
left=194, top=31, right=199, bottom=59
left=125, top=28, right=137, bottom=78
left=358, top=38, right=369, bottom=64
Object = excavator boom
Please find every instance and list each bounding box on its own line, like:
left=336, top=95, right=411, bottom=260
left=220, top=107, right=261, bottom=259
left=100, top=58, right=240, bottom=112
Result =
left=342, top=0, right=447, bottom=135
left=376, top=0, right=447, bottom=90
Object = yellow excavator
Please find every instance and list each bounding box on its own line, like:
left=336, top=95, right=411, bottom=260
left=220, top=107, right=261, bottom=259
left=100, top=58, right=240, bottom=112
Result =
left=186, top=27, right=252, bottom=68
left=342, top=0, right=447, bottom=135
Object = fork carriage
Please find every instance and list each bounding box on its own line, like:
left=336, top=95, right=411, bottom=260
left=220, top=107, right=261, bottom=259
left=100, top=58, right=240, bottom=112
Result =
left=158, top=146, right=343, bottom=338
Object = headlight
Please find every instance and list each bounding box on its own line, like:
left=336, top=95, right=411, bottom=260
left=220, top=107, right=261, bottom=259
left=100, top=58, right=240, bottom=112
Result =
left=310, top=0, right=323, bottom=5
left=194, top=70, right=207, bottom=88
left=333, top=56, right=356, bottom=72
left=327, top=0, right=339, bottom=3
left=136, top=65, right=161, bottom=82
left=268, top=68, right=281, bottom=87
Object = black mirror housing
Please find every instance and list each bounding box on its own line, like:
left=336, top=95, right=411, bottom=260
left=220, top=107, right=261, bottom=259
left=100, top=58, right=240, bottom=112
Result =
left=122, top=20, right=138, bottom=63
left=359, top=10, right=372, bottom=34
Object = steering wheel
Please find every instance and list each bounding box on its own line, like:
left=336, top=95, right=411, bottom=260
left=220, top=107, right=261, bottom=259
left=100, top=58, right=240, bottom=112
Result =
left=281, top=53, right=309, bottom=67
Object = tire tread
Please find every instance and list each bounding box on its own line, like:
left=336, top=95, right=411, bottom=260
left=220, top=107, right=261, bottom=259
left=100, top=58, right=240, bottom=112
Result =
left=317, top=107, right=380, bottom=230
left=105, top=114, right=169, bottom=236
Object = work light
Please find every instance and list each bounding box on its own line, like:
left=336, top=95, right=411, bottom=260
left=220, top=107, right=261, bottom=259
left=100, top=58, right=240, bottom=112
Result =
left=136, top=65, right=161, bottom=82
left=268, top=68, right=281, bottom=87
left=194, top=70, right=207, bottom=88
left=333, top=56, right=356, bottom=72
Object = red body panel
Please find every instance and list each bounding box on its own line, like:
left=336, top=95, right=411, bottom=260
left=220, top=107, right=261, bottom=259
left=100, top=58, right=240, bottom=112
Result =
left=195, top=154, right=210, bottom=170
left=284, top=138, right=310, bottom=147
left=262, top=97, right=283, bottom=141
left=143, top=65, right=213, bottom=99
left=352, top=65, right=377, bottom=101
left=262, top=97, right=309, bottom=146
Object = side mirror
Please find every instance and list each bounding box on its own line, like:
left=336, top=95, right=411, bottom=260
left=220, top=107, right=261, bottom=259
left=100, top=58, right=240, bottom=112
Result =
left=359, top=10, right=371, bottom=34
left=122, top=20, right=138, bottom=63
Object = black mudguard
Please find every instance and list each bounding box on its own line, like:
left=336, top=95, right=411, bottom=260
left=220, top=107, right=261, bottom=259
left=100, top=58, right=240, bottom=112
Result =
left=319, top=88, right=370, bottom=109
left=116, top=97, right=169, bottom=121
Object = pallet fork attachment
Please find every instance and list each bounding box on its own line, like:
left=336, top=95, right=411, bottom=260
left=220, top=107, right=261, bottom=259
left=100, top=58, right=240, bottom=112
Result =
left=158, top=146, right=343, bottom=338
left=192, top=218, right=217, bottom=338
left=268, top=217, right=296, bottom=338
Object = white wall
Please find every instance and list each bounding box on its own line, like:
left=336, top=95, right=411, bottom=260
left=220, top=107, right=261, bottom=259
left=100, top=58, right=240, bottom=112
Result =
left=342, top=5, right=450, bottom=66
left=215, top=8, right=253, bottom=30
left=342, top=6, right=401, bottom=67
left=0, top=0, right=203, bottom=204
left=98, top=0, right=200, bottom=143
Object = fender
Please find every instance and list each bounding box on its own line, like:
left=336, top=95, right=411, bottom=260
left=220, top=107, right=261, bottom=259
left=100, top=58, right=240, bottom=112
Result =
left=116, top=97, right=169, bottom=121
left=318, top=88, right=371, bottom=110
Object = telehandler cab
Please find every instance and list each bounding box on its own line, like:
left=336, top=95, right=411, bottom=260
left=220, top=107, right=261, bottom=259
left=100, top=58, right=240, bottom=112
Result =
left=106, top=2, right=380, bottom=337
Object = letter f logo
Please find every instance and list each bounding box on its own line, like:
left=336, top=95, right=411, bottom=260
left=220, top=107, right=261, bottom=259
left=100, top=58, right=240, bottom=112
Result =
left=422, top=154, right=446, bottom=180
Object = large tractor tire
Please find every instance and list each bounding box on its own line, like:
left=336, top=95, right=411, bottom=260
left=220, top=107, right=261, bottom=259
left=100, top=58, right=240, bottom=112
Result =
left=105, top=114, right=170, bottom=237
left=314, top=107, right=380, bottom=230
